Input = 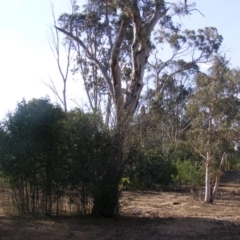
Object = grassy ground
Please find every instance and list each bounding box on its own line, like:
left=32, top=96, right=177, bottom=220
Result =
left=1, top=170, right=240, bottom=239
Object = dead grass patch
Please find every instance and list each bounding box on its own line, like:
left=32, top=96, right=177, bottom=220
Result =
left=0, top=170, right=240, bottom=239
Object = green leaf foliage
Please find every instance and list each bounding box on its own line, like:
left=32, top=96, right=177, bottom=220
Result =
left=172, top=159, right=204, bottom=187
left=123, top=148, right=177, bottom=189
left=0, top=98, right=111, bottom=216
left=0, top=98, right=66, bottom=214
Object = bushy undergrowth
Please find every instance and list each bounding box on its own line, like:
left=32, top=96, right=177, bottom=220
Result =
left=172, top=159, right=204, bottom=187
left=122, top=149, right=177, bottom=190
left=0, top=99, right=111, bottom=216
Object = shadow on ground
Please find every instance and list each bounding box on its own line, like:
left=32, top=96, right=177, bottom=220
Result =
left=0, top=215, right=240, bottom=240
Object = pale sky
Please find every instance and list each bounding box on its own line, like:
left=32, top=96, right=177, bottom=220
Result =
left=0, top=0, right=239, bottom=119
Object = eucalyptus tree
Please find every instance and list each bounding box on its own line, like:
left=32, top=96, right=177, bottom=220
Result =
left=187, top=56, right=240, bottom=203
left=54, top=0, right=222, bottom=216
left=140, top=75, right=192, bottom=155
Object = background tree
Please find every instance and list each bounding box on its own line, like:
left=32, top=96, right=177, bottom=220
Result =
left=140, top=76, right=192, bottom=155
left=187, top=55, right=240, bottom=203
left=45, top=2, right=76, bottom=112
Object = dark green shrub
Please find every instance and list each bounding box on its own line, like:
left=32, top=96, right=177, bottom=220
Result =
left=172, top=159, right=204, bottom=187
left=123, top=149, right=177, bottom=189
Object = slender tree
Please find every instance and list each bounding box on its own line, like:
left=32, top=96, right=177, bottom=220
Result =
left=45, top=2, right=77, bottom=112
left=187, top=56, right=240, bottom=203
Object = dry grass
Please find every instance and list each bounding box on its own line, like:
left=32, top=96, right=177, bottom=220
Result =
left=1, top=170, right=240, bottom=239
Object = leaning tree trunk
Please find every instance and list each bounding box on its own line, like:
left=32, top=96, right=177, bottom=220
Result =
left=211, top=152, right=226, bottom=203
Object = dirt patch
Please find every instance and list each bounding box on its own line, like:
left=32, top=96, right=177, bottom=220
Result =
left=0, top=171, right=240, bottom=239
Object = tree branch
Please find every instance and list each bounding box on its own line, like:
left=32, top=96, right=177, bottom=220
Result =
left=55, top=26, right=114, bottom=97
left=110, top=18, right=130, bottom=115
left=146, top=7, right=169, bottom=35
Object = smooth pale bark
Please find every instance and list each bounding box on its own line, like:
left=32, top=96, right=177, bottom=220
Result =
left=211, top=153, right=226, bottom=202
left=205, top=152, right=212, bottom=203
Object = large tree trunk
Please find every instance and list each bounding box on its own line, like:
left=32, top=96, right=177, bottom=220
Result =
left=91, top=134, right=123, bottom=217
left=91, top=171, right=120, bottom=217
left=55, top=2, right=169, bottom=218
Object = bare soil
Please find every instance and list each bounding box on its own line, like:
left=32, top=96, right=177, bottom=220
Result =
left=1, top=170, right=240, bottom=239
